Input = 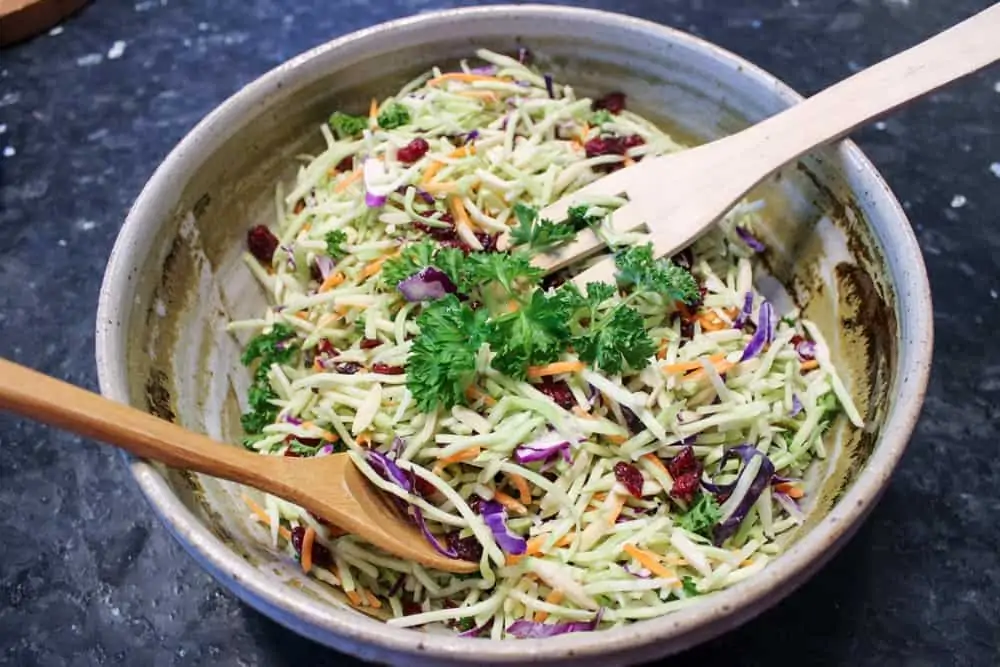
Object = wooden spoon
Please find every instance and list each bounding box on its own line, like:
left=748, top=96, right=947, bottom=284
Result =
left=0, top=358, right=477, bottom=573
left=533, top=3, right=1000, bottom=286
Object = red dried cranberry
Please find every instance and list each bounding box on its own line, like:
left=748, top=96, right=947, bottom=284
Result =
left=402, top=600, right=422, bottom=615
left=446, top=532, right=484, bottom=562
left=334, top=362, right=362, bottom=374
left=614, top=461, right=644, bottom=498
left=360, top=338, right=383, bottom=350
left=413, top=218, right=459, bottom=242
left=289, top=526, right=334, bottom=567
left=397, top=138, right=430, bottom=164
left=622, top=134, right=645, bottom=149
left=593, top=91, right=626, bottom=114
left=476, top=233, right=500, bottom=253
left=667, top=446, right=698, bottom=477
left=670, top=471, right=700, bottom=503
left=335, top=155, right=354, bottom=172
left=316, top=339, right=339, bottom=357
left=283, top=448, right=302, bottom=458
left=247, top=225, right=279, bottom=264
left=790, top=335, right=816, bottom=360
left=584, top=136, right=627, bottom=159
left=412, top=476, right=438, bottom=499
left=535, top=378, right=575, bottom=410
left=372, top=363, right=405, bottom=375
left=293, top=199, right=306, bottom=214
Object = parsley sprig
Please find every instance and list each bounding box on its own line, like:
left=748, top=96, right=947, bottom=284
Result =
left=240, top=323, right=297, bottom=435
left=509, top=203, right=577, bottom=253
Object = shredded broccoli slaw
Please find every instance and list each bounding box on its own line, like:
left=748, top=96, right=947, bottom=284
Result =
left=228, top=49, right=863, bottom=639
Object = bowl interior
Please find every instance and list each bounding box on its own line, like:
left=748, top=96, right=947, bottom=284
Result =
left=98, top=7, right=918, bottom=665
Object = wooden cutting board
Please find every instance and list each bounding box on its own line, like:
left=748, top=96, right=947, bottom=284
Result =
left=0, top=0, right=88, bottom=46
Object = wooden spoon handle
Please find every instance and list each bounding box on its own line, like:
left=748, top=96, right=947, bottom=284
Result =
left=737, top=3, right=1000, bottom=173
left=0, top=358, right=273, bottom=487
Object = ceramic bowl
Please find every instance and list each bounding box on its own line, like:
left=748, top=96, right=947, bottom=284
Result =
left=95, top=5, right=932, bottom=665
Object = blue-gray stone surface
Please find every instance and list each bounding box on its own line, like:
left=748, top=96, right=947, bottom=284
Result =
left=1, top=1, right=998, bottom=665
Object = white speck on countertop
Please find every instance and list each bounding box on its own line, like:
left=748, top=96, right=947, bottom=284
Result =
left=49, top=26, right=64, bottom=36
left=77, top=53, right=104, bottom=67
left=2, top=146, right=15, bottom=158
left=751, top=19, right=762, bottom=28
left=0, top=92, right=20, bottom=106
left=990, top=289, right=998, bottom=300
left=875, top=121, right=887, bottom=130
left=77, top=219, right=97, bottom=231
left=950, top=194, right=967, bottom=208
left=0, top=123, right=6, bottom=134
left=108, top=41, right=127, bottom=59
left=989, top=162, right=1000, bottom=178
left=884, top=0, right=910, bottom=7
left=58, top=239, right=67, bottom=247
left=994, top=81, right=1000, bottom=93
left=198, top=21, right=209, bottom=31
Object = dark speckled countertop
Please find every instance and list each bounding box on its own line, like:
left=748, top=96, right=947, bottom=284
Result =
left=1, top=1, right=998, bottom=665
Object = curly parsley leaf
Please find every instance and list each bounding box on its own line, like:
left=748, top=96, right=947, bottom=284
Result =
left=377, top=102, right=411, bottom=130
left=681, top=576, right=701, bottom=597
left=324, top=230, right=348, bottom=259
left=407, top=295, right=489, bottom=412
left=328, top=111, right=367, bottom=139
left=486, top=289, right=572, bottom=380
left=381, top=240, right=438, bottom=288
left=241, top=323, right=297, bottom=369
left=615, top=243, right=700, bottom=304
left=590, top=109, right=614, bottom=126
left=466, top=250, right=544, bottom=295
left=573, top=302, right=654, bottom=375
left=240, top=323, right=297, bottom=434
left=509, top=203, right=577, bottom=253
left=567, top=204, right=605, bottom=230
left=677, top=493, right=722, bottom=538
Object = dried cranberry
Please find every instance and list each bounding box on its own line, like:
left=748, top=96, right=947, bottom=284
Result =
left=402, top=600, right=422, bottom=616
left=309, top=260, right=323, bottom=282
left=670, top=471, right=700, bottom=503
left=622, top=134, right=645, bottom=149
left=593, top=91, right=626, bottom=114
left=584, top=136, right=627, bottom=159
left=614, top=461, right=645, bottom=498
left=360, top=338, right=383, bottom=350
left=289, top=526, right=334, bottom=567
left=413, top=216, right=459, bottom=242
left=476, top=233, right=500, bottom=253
left=283, top=448, right=302, bottom=458
left=334, top=362, right=362, bottom=374
left=335, top=155, right=354, bottom=172
left=446, top=532, right=484, bottom=562
left=791, top=335, right=816, bottom=360
left=621, top=406, right=644, bottom=434
left=372, top=363, right=405, bottom=375
left=293, top=199, right=306, bottom=214
left=397, top=138, right=430, bottom=164
left=316, top=339, right=339, bottom=357
left=412, top=476, right=438, bottom=499
left=247, top=225, right=279, bottom=264
left=535, top=378, right=575, bottom=410
left=666, top=446, right=698, bottom=478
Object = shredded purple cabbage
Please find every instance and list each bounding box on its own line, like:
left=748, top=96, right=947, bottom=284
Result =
left=705, top=445, right=776, bottom=545
left=470, top=65, right=497, bottom=75
left=740, top=301, right=774, bottom=361
left=790, top=394, right=803, bottom=417
left=544, top=74, right=555, bottom=99
left=506, top=609, right=604, bottom=639
left=280, top=244, right=296, bottom=270
left=513, top=432, right=574, bottom=465
left=736, top=226, right=766, bottom=252
left=733, top=292, right=754, bottom=329
left=314, top=255, right=336, bottom=280
left=365, top=191, right=388, bottom=208
left=795, top=338, right=817, bottom=360
left=622, top=563, right=652, bottom=579
left=480, top=500, right=527, bottom=554
left=316, top=444, right=335, bottom=457
left=397, top=267, right=457, bottom=302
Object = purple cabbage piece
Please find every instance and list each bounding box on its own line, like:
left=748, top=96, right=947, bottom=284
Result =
left=365, top=191, right=388, bottom=208
left=513, top=433, right=573, bottom=465
left=397, top=267, right=458, bottom=302
left=544, top=74, right=555, bottom=99
left=735, top=226, right=766, bottom=252
left=517, top=47, right=531, bottom=65
left=732, top=292, right=754, bottom=329
left=280, top=244, right=297, bottom=270
left=480, top=500, right=527, bottom=555
left=506, top=609, right=604, bottom=639
left=366, top=450, right=460, bottom=559
left=622, top=563, right=652, bottom=579
left=470, top=65, right=497, bottom=75
left=795, top=338, right=817, bottom=360
left=316, top=444, right=335, bottom=457
left=790, top=394, right=803, bottom=417
left=314, top=255, right=336, bottom=280
left=740, top=301, right=774, bottom=361
left=706, top=445, right=776, bottom=546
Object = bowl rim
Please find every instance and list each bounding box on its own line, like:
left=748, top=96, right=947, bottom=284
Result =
left=95, top=4, right=933, bottom=663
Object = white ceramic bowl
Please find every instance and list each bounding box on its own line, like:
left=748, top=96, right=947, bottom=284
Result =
left=95, top=5, right=932, bottom=666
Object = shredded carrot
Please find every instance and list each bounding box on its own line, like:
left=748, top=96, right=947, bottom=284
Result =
left=572, top=406, right=596, bottom=420
left=438, top=446, right=481, bottom=465
left=657, top=340, right=669, bottom=360
left=507, top=532, right=576, bottom=564
left=527, top=360, right=586, bottom=379
left=294, top=310, right=310, bottom=320
left=622, top=544, right=677, bottom=580
left=242, top=494, right=292, bottom=541
left=623, top=156, right=636, bottom=168
left=605, top=434, right=628, bottom=445
left=508, top=473, right=532, bottom=505
left=662, top=353, right=727, bottom=375
left=318, top=271, right=345, bottom=293
left=321, top=430, right=339, bottom=443
left=356, top=432, right=371, bottom=448
left=334, top=168, right=363, bottom=193
left=427, top=72, right=509, bottom=86
left=642, top=453, right=670, bottom=476
left=365, top=589, right=383, bottom=609
left=696, top=312, right=728, bottom=332
left=360, top=256, right=388, bottom=280
left=464, top=385, right=497, bottom=406
left=534, top=590, right=565, bottom=622
left=420, top=181, right=457, bottom=195
left=301, top=526, right=316, bottom=573
left=448, top=195, right=477, bottom=232
left=368, top=97, right=379, bottom=119
left=800, top=360, right=820, bottom=372
left=493, top=490, right=528, bottom=515
left=775, top=482, right=805, bottom=499
left=346, top=590, right=363, bottom=606
left=607, top=493, right=627, bottom=526
left=684, top=359, right=736, bottom=382
left=577, top=123, right=590, bottom=141
left=421, top=146, right=476, bottom=184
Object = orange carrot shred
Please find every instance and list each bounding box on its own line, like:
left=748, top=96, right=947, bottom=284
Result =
left=334, top=168, right=363, bottom=193
left=301, top=526, right=316, bottom=573
left=534, top=590, right=565, bottom=622
left=368, top=97, right=379, bottom=119
left=662, top=353, right=726, bottom=374
left=493, top=490, right=528, bottom=515
left=607, top=493, right=627, bottom=526
left=346, top=590, right=362, bottom=606
left=527, top=360, right=585, bottom=378
left=509, top=473, right=532, bottom=505
left=622, top=544, right=677, bottom=580
left=438, top=447, right=481, bottom=465
left=800, top=360, right=820, bottom=372
left=642, top=453, right=670, bottom=476
left=318, top=271, right=345, bottom=293
left=365, top=589, right=382, bottom=609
